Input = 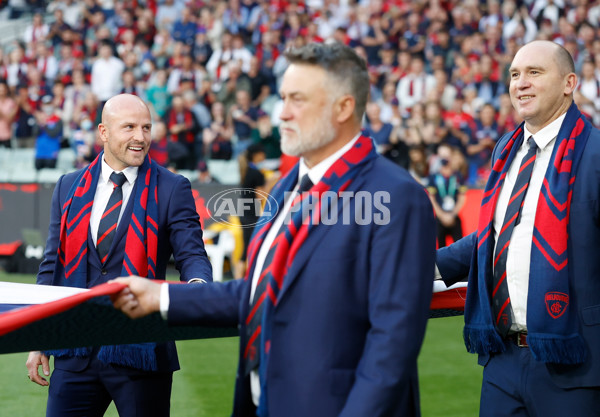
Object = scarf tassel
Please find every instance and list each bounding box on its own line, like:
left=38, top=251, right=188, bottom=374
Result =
left=528, top=333, right=586, bottom=364
left=97, top=343, right=158, bottom=371
left=463, top=325, right=505, bottom=355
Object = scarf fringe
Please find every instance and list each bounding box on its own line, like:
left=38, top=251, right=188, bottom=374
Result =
left=463, top=325, right=505, bottom=355
left=97, top=344, right=158, bottom=371
left=528, top=333, right=586, bottom=364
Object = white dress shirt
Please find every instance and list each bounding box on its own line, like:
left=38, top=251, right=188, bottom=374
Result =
left=493, top=114, right=565, bottom=331
left=89, top=159, right=138, bottom=246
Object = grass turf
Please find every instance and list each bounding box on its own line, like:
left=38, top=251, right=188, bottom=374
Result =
left=0, top=273, right=481, bottom=416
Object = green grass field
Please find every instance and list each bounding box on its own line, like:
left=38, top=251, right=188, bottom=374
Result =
left=0, top=273, right=481, bottom=416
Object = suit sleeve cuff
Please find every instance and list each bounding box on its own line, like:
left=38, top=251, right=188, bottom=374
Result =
left=160, top=283, right=170, bottom=320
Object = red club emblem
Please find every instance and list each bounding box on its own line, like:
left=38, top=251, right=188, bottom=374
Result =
left=545, top=292, right=569, bottom=319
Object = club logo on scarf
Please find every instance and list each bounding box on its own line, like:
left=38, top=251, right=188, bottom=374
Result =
left=545, top=292, right=569, bottom=319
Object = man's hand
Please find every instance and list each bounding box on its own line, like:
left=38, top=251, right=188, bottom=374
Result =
left=110, top=276, right=162, bottom=319
left=26, top=351, right=50, bottom=386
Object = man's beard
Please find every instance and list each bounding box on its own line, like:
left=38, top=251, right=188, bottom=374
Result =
left=279, top=109, right=336, bottom=157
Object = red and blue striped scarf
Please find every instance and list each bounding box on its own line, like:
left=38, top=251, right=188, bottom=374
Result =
left=48, top=152, right=160, bottom=371
left=246, top=135, right=377, bottom=416
left=465, top=103, right=590, bottom=364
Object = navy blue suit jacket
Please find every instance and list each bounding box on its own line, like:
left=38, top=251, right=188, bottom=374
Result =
left=167, top=155, right=436, bottom=416
left=37, top=163, right=213, bottom=373
left=437, top=126, right=600, bottom=389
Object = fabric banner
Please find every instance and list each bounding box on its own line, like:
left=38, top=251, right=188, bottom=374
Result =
left=0, top=280, right=467, bottom=354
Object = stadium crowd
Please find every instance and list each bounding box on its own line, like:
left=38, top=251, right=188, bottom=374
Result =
left=0, top=0, right=599, bottom=189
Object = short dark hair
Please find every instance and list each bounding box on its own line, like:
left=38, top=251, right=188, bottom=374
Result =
left=284, top=42, right=369, bottom=121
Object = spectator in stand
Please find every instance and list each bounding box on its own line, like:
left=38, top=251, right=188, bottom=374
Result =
left=46, top=8, right=72, bottom=48
left=91, top=41, right=125, bottom=108
left=471, top=54, right=505, bottom=109
left=55, top=43, right=76, bottom=85
left=182, top=90, right=211, bottom=130
left=217, top=61, right=251, bottom=111
left=222, top=0, right=247, bottom=36
left=120, top=70, right=142, bottom=97
left=428, top=69, right=458, bottom=111
left=151, top=28, right=175, bottom=70
left=362, top=13, right=387, bottom=66
left=395, top=54, right=436, bottom=114
left=171, top=7, right=198, bottom=47
left=229, top=89, right=259, bottom=155
left=206, top=31, right=235, bottom=84
left=167, top=53, right=205, bottom=96
left=34, top=95, right=63, bottom=170
left=251, top=109, right=280, bottom=159
left=377, top=81, right=400, bottom=124
left=155, top=0, right=183, bottom=32
left=0, top=81, right=17, bottom=148
left=14, top=84, right=36, bottom=148
left=574, top=59, right=600, bottom=126
left=6, top=45, right=28, bottom=92
left=496, top=92, right=520, bottom=133
left=23, top=12, right=50, bottom=52
left=420, top=101, right=450, bottom=154
left=25, top=67, right=50, bottom=112
left=62, top=69, right=91, bottom=136
left=192, top=29, right=213, bottom=68
left=145, top=69, right=171, bottom=120
left=502, top=4, right=538, bottom=45
left=192, top=160, right=220, bottom=185
left=408, top=143, right=429, bottom=186
left=247, top=56, right=273, bottom=108
left=230, top=33, right=253, bottom=74
left=363, top=101, right=393, bottom=155
left=164, top=94, right=200, bottom=170
left=149, top=120, right=169, bottom=168
left=426, top=143, right=467, bottom=248
left=467, top=103, right=500, bottom=187
left=203, top=101, right=233, bottom=160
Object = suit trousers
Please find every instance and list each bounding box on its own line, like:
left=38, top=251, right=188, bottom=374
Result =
left=46, top=350, right=173, bottom=417
left=480, top=340, right=600, bottom=417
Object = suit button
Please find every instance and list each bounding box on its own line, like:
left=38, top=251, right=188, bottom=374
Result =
left=101, top=269, right=108, bottom=275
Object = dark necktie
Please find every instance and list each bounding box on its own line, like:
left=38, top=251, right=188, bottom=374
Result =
left=244, top=174, right=313, bottom=375
left=492, top=137, right=538, bottom=336
left=97, top=172, right=127, bottom=264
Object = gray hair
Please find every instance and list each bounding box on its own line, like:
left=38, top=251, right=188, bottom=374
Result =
left=284, top=42, right=369, bottom=121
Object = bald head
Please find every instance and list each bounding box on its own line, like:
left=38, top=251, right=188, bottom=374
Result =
left=102, top=94, right=150, bottom=126
left=517, top=40, right=575, bottom=77
left=98, top=94, right=153, bottom=171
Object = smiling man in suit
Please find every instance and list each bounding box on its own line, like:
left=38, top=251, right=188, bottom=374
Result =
left=26, top=94, right=212, bottom=417
left=437, top=40, right=600, bottom=416
left=112, top=43, right=436, bottom=417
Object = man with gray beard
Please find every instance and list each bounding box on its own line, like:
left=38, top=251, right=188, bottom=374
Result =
left=112, top=42, right=436, bottom=417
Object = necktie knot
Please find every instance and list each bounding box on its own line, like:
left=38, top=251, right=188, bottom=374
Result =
left=298, top=174, right=313, bottom=193
left=110, top=172, right=127, bottom=188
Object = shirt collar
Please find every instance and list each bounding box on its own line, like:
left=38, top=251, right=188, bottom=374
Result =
left=101, top=157, right=139, bottom=185
left=298, top=134, right=361, bottom=186
left=523, top=113, right=566, bottom=151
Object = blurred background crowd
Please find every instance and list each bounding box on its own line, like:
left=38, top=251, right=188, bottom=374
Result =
left=0, top=0, right=600, bottom=247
